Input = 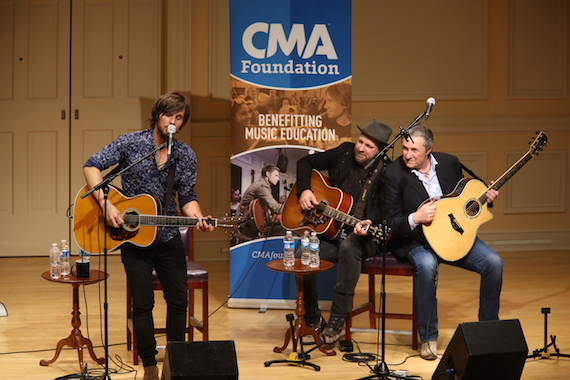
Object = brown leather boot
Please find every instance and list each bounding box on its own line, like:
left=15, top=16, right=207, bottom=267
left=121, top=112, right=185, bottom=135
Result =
left=143, top=365, right=159, bottom=380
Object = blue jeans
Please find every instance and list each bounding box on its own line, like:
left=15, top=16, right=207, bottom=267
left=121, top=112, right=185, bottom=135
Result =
left=301, top=232, right=378, bottom=323
left=121, top=233, right=188, bottom=367
left=407, top=238, right=503, bottom=343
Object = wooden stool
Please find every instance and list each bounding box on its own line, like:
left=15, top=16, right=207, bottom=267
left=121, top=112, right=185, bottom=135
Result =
left=346, top=254, right=418, bottom=349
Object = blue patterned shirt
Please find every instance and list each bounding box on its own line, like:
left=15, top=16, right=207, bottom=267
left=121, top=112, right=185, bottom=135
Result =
left=84, top=128, right=198, bottom=242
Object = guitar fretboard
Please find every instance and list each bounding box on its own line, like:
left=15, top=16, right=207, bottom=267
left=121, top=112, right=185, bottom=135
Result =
left=473, top=132, right=546, bottom=211
left=317, top=202, right=385, bottom=239
left=318, top=202, right=359, bottom=226
left=123, top=214, right=215, bottom=227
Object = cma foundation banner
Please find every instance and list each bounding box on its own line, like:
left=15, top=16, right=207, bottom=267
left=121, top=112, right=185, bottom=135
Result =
left=230, top=0, right=352, bottom=155
left=228, top=0, right=350, bottom=309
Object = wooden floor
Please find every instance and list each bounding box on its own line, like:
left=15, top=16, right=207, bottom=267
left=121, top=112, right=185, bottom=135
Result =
left=1, top=250, right=569, bottom=380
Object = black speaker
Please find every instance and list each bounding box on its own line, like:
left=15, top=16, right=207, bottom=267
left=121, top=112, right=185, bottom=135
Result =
left=162, top=341, right=238, bottom=380
left=276, top=153, right=288, bottom=173
left=432, top=320, right=528, bottom=380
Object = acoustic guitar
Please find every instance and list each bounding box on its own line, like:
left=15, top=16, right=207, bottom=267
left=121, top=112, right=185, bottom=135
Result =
left=281, top=170, right=389, bottom=242
left=248, top=198, right=282, bottom=235
left=73, top=185, right=239, bottom=253
left=421, top=131, right=548, bottom=262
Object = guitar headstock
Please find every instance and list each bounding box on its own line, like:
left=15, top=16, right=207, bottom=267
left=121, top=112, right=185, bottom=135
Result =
left=529, top=131, right=547, bottom=156
left=215, top=215, right=246, bottom=230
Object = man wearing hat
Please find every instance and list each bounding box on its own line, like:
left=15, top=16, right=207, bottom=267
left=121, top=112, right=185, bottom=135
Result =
left=294, top=118, right=393, bottom=347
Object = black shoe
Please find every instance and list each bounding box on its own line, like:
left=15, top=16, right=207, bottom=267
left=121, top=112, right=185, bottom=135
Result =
left=320, top=316, right=345, bottom=348
left=303, top=316, right=326, bottom=345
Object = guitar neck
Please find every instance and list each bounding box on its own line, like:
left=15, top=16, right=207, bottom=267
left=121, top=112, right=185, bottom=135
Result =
left=318, top=202, right=360, bottom=227
left=492, top=151, right=534, bottom=192
left=124, top=214, right=217, bottom=228
left=317, top=202, right=386, bottom=240
left=476, top=150, right=535, bottom=205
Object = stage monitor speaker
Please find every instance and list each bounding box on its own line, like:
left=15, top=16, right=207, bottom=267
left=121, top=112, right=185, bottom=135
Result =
left=432, top=319, right=528, bottom=380
left=162, top=341, right=238, bottom=380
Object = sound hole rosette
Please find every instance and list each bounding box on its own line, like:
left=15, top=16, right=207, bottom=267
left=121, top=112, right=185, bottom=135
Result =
left=122, top=209, right=141, bottom=231
left=464, top=199, right=481, bottom=218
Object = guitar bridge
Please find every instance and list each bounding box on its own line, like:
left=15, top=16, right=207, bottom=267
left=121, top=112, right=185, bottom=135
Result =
left=299, top=209, right=328, bottom=227
left=447, top=213, right=464, bottom=235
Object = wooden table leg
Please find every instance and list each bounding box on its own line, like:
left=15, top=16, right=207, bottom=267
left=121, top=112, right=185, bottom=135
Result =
left=273, top=273, right=335, bottom=356
left=40, top=283, right=105, bottom=372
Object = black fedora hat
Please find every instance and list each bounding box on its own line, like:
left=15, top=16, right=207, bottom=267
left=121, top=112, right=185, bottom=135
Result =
left=356, top=118, right=392, bottom=147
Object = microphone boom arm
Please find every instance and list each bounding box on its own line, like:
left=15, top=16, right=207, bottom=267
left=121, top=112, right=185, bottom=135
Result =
left=379, top=97, right=436, bottom=157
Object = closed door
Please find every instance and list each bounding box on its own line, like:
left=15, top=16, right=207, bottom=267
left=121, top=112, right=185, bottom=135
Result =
left=0, top=0, right=163, bottom=256
left=0, top=0, right=71, bottom=256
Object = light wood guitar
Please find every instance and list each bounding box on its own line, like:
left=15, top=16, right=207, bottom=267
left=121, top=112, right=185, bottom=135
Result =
left=73, top=185, right=239, bottom=253
left=422, top=131, right=547, bottom=261
left=281, top=170, right=389, bottom=242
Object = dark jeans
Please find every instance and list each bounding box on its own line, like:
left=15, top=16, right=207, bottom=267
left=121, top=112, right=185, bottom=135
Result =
left=121, top=233, right=188, bottom=367
left=300, top=232, right=378, bottom=323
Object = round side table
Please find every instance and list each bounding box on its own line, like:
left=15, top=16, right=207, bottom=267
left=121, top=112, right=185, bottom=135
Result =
left=40, top=270, right=108, bottom=372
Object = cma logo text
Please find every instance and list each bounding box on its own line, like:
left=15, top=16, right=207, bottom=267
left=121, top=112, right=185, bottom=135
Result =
left=242, top=22, right=338, bottom=60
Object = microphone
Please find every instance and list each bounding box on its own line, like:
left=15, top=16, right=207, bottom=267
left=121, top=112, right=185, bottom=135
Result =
left=425, top=97, right=436, bottom=118
left=167, top=124, right=176, bottom=160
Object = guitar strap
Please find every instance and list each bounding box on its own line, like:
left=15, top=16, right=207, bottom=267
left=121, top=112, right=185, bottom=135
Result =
left=353, top=163, right=381, bottom=219
left=460, top=162, right=493, bottom=208
left=163, top=162, right=177, bottom=215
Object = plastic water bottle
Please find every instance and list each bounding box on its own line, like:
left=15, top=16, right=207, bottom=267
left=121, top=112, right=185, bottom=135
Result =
left=300, top=230, right=311, bottom=265
left=309, top=232, right=320, bottom=268
left=283, top=231, right=295, bottom=267
left=79, top=249, right=91, bottom=262
left=59, top=239, right=70, bottom=276
left=50, top=243, right=62, bottom=279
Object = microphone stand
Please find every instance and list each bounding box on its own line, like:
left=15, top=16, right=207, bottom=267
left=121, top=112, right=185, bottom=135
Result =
left=356, top=105, right=432, bottom=380
left=80, top=142, right=167, bottom=379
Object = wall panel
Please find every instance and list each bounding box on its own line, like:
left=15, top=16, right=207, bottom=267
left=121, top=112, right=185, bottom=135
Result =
left=0, top=132, right=14, bottom=214
left=28, top=1, right=59, bottom=99
left=352, top=0, right=488, bottom=101
left=83, top=1, right=114, bottom=97
left=0, top=3, right=15, bottom=100
left=504, top=151, right=566, bottom=213
left=508, top=0, right=568, bottom=98
left=128, top=0, right=161, bottom=96
left=28, top=131, right=57, bottom=213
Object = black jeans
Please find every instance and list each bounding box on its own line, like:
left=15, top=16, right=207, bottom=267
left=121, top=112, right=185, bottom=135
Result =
left=300, top=232, right=378, bottom=323
left=121, top=233, right=188, bottom=367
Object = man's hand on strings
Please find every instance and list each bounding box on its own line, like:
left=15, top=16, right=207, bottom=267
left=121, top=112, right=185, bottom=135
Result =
left=299, top=189, right=319, bottom=210
left=100, top=200, right=124, bottom=228
left=413, top=200, right=437, bottom=225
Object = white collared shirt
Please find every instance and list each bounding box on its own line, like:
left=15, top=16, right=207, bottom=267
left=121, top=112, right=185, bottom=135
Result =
left=408, top=154, right=443, bottom=230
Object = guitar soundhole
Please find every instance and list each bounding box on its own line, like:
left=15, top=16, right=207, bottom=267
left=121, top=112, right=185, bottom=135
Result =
left=465, top=200, right=480, bottom=217
left=122, top=210, right=140, bottom=232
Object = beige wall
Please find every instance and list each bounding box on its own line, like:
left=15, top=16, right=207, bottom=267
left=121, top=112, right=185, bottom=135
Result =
left=1, top=0, right=568, bottom=258
left=187, top=0, right=569, bottom=259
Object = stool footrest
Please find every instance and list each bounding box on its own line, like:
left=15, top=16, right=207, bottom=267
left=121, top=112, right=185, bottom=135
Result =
left=349, top=328, right=413, bottom=336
